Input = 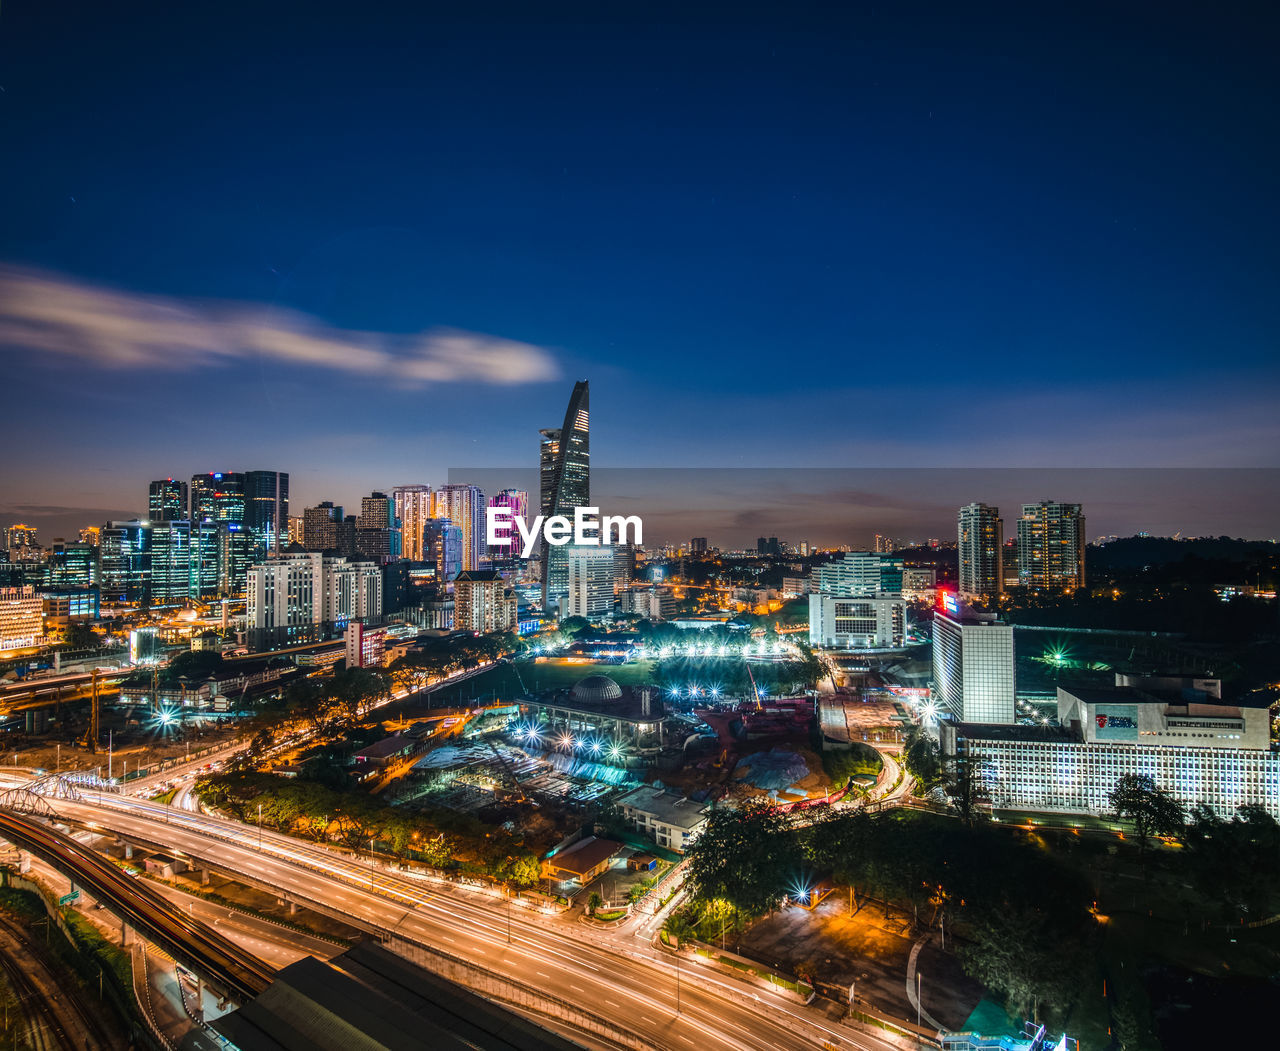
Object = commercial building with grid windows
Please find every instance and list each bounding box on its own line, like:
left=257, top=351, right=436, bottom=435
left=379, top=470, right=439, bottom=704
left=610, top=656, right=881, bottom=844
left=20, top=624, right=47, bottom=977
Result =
left=940, top=682, right=1280, bottom=819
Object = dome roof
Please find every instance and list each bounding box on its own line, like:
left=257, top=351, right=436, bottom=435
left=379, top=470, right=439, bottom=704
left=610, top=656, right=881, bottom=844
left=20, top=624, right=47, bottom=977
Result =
left=570, top=674, right=623, bottom=704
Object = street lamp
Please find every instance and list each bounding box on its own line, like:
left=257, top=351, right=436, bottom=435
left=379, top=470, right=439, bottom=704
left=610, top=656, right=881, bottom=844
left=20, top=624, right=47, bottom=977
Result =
left=370, top=836, right=376, bottom=892
left=257, top=803, right=263, bottom=850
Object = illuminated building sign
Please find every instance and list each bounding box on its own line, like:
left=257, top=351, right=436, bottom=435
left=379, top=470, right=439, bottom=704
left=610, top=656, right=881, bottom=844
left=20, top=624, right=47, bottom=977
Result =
left=1094, top=704, right=1138, bottom=741
left=939, top=590, right=960, bottom=616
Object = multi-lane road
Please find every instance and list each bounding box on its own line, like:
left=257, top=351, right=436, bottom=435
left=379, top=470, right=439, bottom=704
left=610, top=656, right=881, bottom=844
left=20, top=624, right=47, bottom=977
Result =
left=0, top=809, right=275, bottom=1003
left=25, top=789, right=895, bottom=1051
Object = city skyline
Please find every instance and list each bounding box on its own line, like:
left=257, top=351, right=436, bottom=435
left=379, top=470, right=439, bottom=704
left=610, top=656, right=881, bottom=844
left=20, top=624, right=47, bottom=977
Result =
left=2, top=4, right=1278, bottom=538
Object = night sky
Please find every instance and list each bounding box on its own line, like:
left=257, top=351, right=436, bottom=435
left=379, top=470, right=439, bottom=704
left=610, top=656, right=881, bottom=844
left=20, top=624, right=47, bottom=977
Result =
left=2, top=2, right=1278, bottom=544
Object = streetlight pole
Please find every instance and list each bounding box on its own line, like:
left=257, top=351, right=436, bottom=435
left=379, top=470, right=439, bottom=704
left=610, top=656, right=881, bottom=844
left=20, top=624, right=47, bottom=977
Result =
left=370, top=837, right=375, bottom=892
left=675, top=950, right=681, bottom=1015
left=916, top=971, right=922, bottom=1031
left=507, top=889, right=512, bottom=945
left=257, top=803, right=262, bottom=850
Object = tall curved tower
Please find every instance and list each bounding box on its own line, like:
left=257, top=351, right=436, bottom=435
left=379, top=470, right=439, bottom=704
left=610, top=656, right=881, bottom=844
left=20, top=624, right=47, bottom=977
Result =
left=539, top=379, right=590, bottom=605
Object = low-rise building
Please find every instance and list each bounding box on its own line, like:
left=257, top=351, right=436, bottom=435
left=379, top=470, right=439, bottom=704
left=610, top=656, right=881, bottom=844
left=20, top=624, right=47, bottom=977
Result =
left=614, top=786, right=710, bottom=853
left=542, top=836, right=623, bottom=885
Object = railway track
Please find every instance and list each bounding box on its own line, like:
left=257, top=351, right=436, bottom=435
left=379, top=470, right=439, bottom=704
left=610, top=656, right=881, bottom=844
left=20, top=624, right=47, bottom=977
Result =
left=0, top=809, right=275, bottom=1003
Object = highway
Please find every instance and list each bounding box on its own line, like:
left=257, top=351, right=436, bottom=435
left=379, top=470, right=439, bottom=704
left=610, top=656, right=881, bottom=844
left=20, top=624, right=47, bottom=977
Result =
left=32, top=791, right=897, bottom=1051
left=0, top=809, right=275, bottom=1003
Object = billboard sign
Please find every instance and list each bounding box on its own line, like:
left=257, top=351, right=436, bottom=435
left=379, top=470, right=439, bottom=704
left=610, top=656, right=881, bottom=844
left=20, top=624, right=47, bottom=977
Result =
left=1094, top=704, right=1139, bottom=741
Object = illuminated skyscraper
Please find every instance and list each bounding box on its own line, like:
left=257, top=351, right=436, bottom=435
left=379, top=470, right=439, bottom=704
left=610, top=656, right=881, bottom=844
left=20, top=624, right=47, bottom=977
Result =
left=244, top=470, right=289, bottom=557
left=392, top=485, right=433, bottom=561
left=148, top=479, right=188, bottom=522
left=434, top=484, right=485, bottom=572
left=1017, top=501, right=1086, bottom=591
left=190, top=472, right=246, bottom=523
left=957, top=503, right=1003, bottom=602
left=540, top=380, right=590, bottom=604
left=99, top=520, right=150, bottom=603
left=487, top=489, right=529, bottom=558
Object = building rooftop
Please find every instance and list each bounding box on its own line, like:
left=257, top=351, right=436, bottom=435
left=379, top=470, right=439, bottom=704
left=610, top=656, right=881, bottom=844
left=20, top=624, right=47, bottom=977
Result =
left=354, top=735, right=416, bottom=761
left=954, top=722, right=1083, bottom=744
left=208, top=939, right=581, bottom=1051
left=615, top=786, right=710, bottom=830
left=545, top=836, right=622, bottom=878
left=1062, top=684, right=1267, bottom=710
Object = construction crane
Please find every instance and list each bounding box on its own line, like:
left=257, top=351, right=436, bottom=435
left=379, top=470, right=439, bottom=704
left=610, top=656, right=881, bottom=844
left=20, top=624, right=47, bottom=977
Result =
left=81, top=669, right=100, bottom=753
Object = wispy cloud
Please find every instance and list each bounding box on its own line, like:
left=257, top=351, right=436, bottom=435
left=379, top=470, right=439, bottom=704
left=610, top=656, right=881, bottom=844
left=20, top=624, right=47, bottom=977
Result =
left=0, top=265, right=561, bottom=386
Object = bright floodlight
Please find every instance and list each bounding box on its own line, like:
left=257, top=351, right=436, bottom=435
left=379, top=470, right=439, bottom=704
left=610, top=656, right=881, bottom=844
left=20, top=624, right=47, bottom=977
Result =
left=589, top=739, right=602, bottom=755
left=158, top=709, right=175, bottom=726
left=710, top=686, right=721, bottom=699
left=607, top=745, right=623, bottom=761
left=558, top=733, right=574, bottom=749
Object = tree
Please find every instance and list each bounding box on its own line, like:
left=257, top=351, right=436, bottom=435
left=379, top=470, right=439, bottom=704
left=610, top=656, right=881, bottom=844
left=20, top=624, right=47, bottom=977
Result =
left=1110, top=774, right=1184, bottom=871
left=1183, top=803, right=1280, bottom=919
left=686, top=801, right=803, bottom=916
left=509, top=854, right=540, bottom=886
left=944, top=754, right=991, bottom=827
left=956, top=899, right=1088, bottom=1021
left=902, top=725, right=942, bottom=790
left=587, top=891, right=601, bottom=916
left=63, top=622, right=100, bottom=650
left=168, top=650, right=226, bottom=679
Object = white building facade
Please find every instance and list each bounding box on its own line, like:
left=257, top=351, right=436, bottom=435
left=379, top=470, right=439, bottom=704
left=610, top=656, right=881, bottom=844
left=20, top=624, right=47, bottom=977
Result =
left=808, top=594, right=905, bottom=649
left=942, top=685, right=1280, bottom=819
left=247, top=552, right=382, bottom=634
left=932, top=609, right=1015, bottom=724
left=566, top=545, right=617, bottom=619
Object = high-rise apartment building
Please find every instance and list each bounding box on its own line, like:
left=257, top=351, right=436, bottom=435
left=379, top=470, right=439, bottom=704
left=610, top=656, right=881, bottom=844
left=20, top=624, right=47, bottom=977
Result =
left=5, top=525, right=38, bottom=563
left=244, top=470, right=289, bottom=557
left=690, top=537, right=708, bottom=555
left=453, top=570, right=518, bottom=633
left=566, top=544, right=616, bottom=619
left=392, top=486, right=433, bottom=562
left=356, top=492, right=401, bottom=562
left=1017, top=502, right=1085, bottom=591
left=540, top=380, right=590, bottom=603
left=246, top=552, right=382, bottom=648
left=932, top=608, right=1015, bottom=724
left=434, top=484, right=485, bottom=572
left=148, top=479, right=189, bottom=522
left=872, top=534, right=900, bottom=554
left=302, top=502, right=344, bottom=552
left=957, top=503, right=1003, bottom=603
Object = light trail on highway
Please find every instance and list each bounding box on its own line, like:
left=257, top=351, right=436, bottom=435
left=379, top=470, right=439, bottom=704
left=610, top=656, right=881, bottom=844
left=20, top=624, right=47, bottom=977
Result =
left=27, top=789, right=898, bottom=1051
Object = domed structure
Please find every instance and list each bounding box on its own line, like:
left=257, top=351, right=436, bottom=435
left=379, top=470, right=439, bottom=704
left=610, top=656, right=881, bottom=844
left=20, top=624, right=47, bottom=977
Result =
left=570, top=674, right=623, bottom=705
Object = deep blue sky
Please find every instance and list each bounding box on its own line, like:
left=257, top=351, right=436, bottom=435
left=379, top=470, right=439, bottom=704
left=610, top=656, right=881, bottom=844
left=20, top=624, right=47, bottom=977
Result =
left=2, top=2, right=1278, bottom=542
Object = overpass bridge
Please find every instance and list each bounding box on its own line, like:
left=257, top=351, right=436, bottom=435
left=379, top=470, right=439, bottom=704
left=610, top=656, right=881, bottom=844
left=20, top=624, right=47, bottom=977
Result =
left=0, top=807, right=275, bottom=1003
